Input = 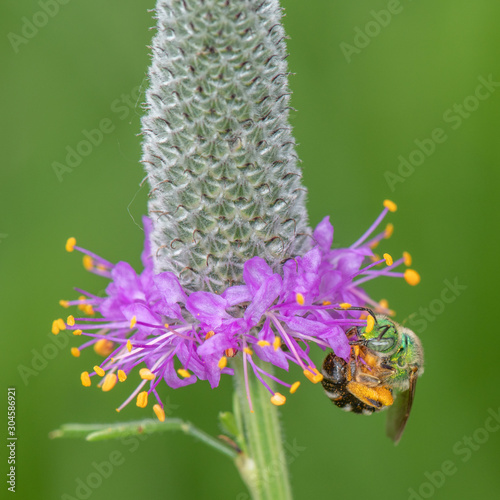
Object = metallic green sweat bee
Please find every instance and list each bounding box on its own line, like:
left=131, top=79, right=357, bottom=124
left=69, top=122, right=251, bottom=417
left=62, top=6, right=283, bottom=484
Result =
left=322, top=314, right=424, bottom=444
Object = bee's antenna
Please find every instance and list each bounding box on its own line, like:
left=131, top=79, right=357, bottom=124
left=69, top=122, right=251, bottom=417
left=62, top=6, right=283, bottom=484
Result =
left=332, top=306, right=377, bottom=322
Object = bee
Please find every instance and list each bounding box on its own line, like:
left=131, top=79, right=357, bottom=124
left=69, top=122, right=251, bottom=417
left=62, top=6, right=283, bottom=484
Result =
left=321, top=313, right=424, bottom=444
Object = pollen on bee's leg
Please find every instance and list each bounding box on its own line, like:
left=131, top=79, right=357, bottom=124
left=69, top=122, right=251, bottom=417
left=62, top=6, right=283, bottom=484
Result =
left=136, top=391, right=148, bottom=408
left=153, top=404, right=166, bottom=422
left=270, top=392, right=286, bottom=406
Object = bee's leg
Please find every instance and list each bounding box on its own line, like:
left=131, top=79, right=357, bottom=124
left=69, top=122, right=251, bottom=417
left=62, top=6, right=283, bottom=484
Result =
left=347, top=381, right=394, bottom=409
left=332, top=306, right=377, bottom=321
left=356, top=373, right=382, bottom=387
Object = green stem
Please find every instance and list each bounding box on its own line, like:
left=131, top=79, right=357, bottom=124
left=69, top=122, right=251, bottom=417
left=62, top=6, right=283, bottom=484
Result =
left=50, top=418, right=237, bottom=460
left=232, top=358, right=293, bottom=500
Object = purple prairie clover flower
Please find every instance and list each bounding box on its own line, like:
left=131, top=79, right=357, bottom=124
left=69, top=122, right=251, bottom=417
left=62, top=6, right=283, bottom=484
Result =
left=54, top=200, right=420, bottom=419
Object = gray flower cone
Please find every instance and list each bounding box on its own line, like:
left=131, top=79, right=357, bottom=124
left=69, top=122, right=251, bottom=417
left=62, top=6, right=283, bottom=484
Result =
left=142, top=0, right=310, bottom=293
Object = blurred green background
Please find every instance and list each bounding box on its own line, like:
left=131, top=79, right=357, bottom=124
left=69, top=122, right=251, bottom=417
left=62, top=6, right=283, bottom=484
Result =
left=1, top=0, right=499, bottom=499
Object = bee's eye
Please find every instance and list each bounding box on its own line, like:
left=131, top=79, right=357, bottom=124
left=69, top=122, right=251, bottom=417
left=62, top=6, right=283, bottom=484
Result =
left=366, top=337, right=395, bottom=352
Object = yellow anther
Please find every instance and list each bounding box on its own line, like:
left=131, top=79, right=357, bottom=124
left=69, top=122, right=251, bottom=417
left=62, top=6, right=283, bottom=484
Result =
left=93, top=365, right=105, bottom=377
left=71, top=347, right=80, bottom=358
left=290, top=381, right=301, bottom=394
left=322, top=300, right=331, bottom=306
left=94, top=339, right=114, bottom=357
left=303, top=366, right=323, bottom=384
left=59, top=300, right=69, bottom=308
left=83, top=304, right=95, bottom=316
left=403, top=251, right=412, bottom=266
left=385, top=223, right=394, bottom=239
left=359, top=313, right=367, bottom=320
left=383, top=253, right=393, bottom=266
left=67, top=315, right=75, bottom=327
left=296, top=293, right=305, bottom=305
left=366, top=315, right=375, bottom=333
left=129, top=316, right=137, bottom=329
left=73, top=329, right=82, bottom=336
left=51, top=321, right=60, bottom=335
left=370, top=253, right=380, bottom=263
left=118, top=370, right=127, bottom=382
left=83, top=255, right=93, bottom=270
left=273, top=336, right=281, bottom=351
left=80, top=371, right=91, bottom=387
left=140, top=368, right=156, bottom=381
left=102, top=373, right=117, bottom=392
left=257, top=340, right=270, bottom=347
left=164, top=323, right=169, bottom=329
left=225, top=348, right=237, bottom=357
left=270, top=392, right=286, bottom=406
left=404, top=269, right=421, bottom=286
left=97, top=264, right=107, bottom=271
left=379, top=299, right=389, bottom=310
left=56, top=318, right=66, bottom=331
left=218, top=356, right=227, bottom=369
left=136, top=391, right=148, bottom=408
left=177, top=368, right=191, bottom=378
left=369, top=240, right=379, bottom=250
left=339, top=303, right=351, bottom=310
left=126, top=340, right=132, bottom=352
left=243, top=347, right=253, bottom=356
left=65, top=237, right=76, bottom=252
left=205, top=330, right=215, bottom=340
left=153, top=404, right=166, bottom=422
left=383, top=199, right=397, bottom=212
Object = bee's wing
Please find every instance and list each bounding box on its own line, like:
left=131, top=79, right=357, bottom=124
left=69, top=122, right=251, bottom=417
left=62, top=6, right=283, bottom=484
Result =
left=386, top=367, right=418, bottom=445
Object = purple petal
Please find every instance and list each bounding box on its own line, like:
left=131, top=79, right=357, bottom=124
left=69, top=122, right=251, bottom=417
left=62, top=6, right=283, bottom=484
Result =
left=243, top=257, right=274, bottom=294
left=313, top=216, right=334, bottom=251
left=244, top=274, right=282, bottom=326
